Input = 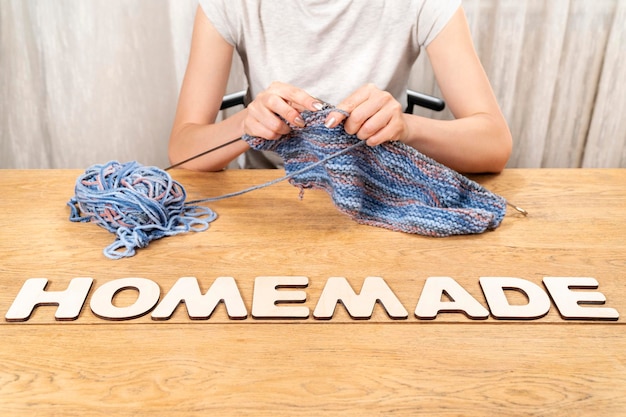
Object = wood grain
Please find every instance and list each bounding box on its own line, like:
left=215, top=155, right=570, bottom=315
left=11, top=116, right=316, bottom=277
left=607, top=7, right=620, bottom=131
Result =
left=1, top=324, right=625, bottom=417
left=0, top=169, right=625, bottom=415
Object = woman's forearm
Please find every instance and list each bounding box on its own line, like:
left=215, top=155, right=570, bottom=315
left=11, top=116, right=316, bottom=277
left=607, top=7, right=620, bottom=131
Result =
left=402, top=111, right=512, bottom=174
left=168, top=109, right=250, bottom=171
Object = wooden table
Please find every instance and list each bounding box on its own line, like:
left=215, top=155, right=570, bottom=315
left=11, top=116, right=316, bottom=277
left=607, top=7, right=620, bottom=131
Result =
left=1, top=168, right=624, bottom=416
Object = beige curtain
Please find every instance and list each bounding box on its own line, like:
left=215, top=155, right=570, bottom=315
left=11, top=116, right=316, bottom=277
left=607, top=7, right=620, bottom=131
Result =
left=0, top=0, right=198, bottom=169
left=1, top=0, right=624, bottom=169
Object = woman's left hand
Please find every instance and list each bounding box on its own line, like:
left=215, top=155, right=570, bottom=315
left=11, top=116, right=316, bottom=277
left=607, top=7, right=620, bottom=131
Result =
left=325, top=83, right=409, bottom=146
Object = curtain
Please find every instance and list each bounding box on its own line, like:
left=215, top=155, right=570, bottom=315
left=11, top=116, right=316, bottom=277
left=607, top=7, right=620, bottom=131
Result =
left=0, top=0, right=198, bottom=169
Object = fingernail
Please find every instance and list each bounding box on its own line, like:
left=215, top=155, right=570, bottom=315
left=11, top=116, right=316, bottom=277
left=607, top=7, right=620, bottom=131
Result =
left=294, top=116, right=305, bottom=127
left=313, top=101, right=325, bottom=111
left=324, top=117, right=336, bottom=128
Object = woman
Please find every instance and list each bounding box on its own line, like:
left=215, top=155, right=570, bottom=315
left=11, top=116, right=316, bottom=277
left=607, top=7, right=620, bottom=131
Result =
left=169, top=0, right=512, bottom=173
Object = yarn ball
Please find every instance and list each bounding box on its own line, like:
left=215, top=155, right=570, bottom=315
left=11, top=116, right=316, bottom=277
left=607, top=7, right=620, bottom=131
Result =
left=67, top=160, right=216, bottom=259
left=243, top=108, right=507, bottom=236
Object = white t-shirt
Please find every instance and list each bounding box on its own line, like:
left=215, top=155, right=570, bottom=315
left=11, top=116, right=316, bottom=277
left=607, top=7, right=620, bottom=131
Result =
left=199, top=0, right=461, bottom=168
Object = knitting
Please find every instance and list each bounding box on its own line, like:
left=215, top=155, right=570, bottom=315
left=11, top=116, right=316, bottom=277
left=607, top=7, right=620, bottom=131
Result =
left=69, top=108, right=508, bottom=259
left=243, top=108, right=507, bottom=236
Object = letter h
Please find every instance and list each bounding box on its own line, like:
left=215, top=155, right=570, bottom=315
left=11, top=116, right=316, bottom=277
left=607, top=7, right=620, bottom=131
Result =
left=5, top=278, right=94, bottom=322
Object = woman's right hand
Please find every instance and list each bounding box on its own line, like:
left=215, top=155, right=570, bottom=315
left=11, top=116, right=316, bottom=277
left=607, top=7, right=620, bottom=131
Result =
left=244, top=81, right=325, bottom=140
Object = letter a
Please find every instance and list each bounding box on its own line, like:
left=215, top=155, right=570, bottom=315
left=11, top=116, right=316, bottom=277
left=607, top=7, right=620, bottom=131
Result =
left=415, top=277, right=489, bottom=320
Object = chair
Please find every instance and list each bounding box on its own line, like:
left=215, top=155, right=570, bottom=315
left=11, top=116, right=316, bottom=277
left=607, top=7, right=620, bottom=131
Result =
left=405, top=89, right=445, bottom=113
left=220, top=89, right=445, bottom=113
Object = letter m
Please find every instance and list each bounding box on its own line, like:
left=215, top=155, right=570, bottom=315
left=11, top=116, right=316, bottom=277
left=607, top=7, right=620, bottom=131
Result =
left=313, top=277, right=408, bottom=320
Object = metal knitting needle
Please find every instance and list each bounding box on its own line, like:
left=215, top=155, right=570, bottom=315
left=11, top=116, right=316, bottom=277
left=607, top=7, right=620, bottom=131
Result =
left=164, top=137, right=243, bottom=171
left=507, top=201, right=528, bottom=216
left=165, top=102, right=339, bottom=171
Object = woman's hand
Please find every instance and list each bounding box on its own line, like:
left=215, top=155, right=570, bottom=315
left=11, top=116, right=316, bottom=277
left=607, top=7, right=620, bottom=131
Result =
left=325, top=83, right=409, bottom=146
left=244, top=81, right=324, bottom=140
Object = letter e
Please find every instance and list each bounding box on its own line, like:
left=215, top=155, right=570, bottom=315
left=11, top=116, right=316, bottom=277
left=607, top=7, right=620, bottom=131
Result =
left=543, top=277, right=619, bottom=320
left=251, top=276, right=309, bottom=319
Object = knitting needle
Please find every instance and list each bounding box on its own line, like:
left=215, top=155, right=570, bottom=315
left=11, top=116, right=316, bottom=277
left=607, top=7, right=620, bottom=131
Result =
left=164, top=137, right=243, bottom=171
left=165, top=102, right=336, bottom=171
left=507, top=202, right=528, bottom=216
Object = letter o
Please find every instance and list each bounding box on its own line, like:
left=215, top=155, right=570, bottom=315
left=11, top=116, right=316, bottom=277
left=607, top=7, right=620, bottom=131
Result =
left=90, top=278, right=161, bottom=320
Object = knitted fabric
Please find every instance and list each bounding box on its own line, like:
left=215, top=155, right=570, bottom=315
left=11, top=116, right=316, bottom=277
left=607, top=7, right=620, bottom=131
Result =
left=243, top=108, right=507, bottom=236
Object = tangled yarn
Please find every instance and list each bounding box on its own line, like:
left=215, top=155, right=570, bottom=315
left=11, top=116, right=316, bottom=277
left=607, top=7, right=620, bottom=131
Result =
left=243, top=108, right=507, bottom=236
left=68, top=161, right=216, bottom=259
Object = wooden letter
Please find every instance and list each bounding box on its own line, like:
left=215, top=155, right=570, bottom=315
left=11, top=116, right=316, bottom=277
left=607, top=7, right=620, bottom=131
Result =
left=415, top=277, right=489, bottom=320
left=251, top=276, right=309, bottom=319
left=479, top=277, right=551, bottom=320
left=5, top=278, right=93, bottom=322
left=313, top=276, right=408, bottom=320
left=90, top=278, right=160, bottom=320
left=543, top=277, right=619, bottom=320
left=151, top=277, right=247, bottom=320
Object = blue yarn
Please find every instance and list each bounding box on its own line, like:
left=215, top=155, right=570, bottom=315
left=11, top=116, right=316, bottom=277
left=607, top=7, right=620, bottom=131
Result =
left=68, top=160, right=216, bottom=259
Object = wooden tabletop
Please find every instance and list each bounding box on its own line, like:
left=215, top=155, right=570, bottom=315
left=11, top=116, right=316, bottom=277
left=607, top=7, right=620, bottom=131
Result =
left=1, top=168, right=625, bottom=416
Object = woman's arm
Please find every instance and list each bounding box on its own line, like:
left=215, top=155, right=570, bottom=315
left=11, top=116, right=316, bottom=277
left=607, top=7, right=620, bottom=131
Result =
left=169, top=7, right=324, bottom=171
left=327, top=6, right=512, bottom=174
left=410, top=5, right=512, bottom=173
left=168, top=6, right=249, bottom=171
